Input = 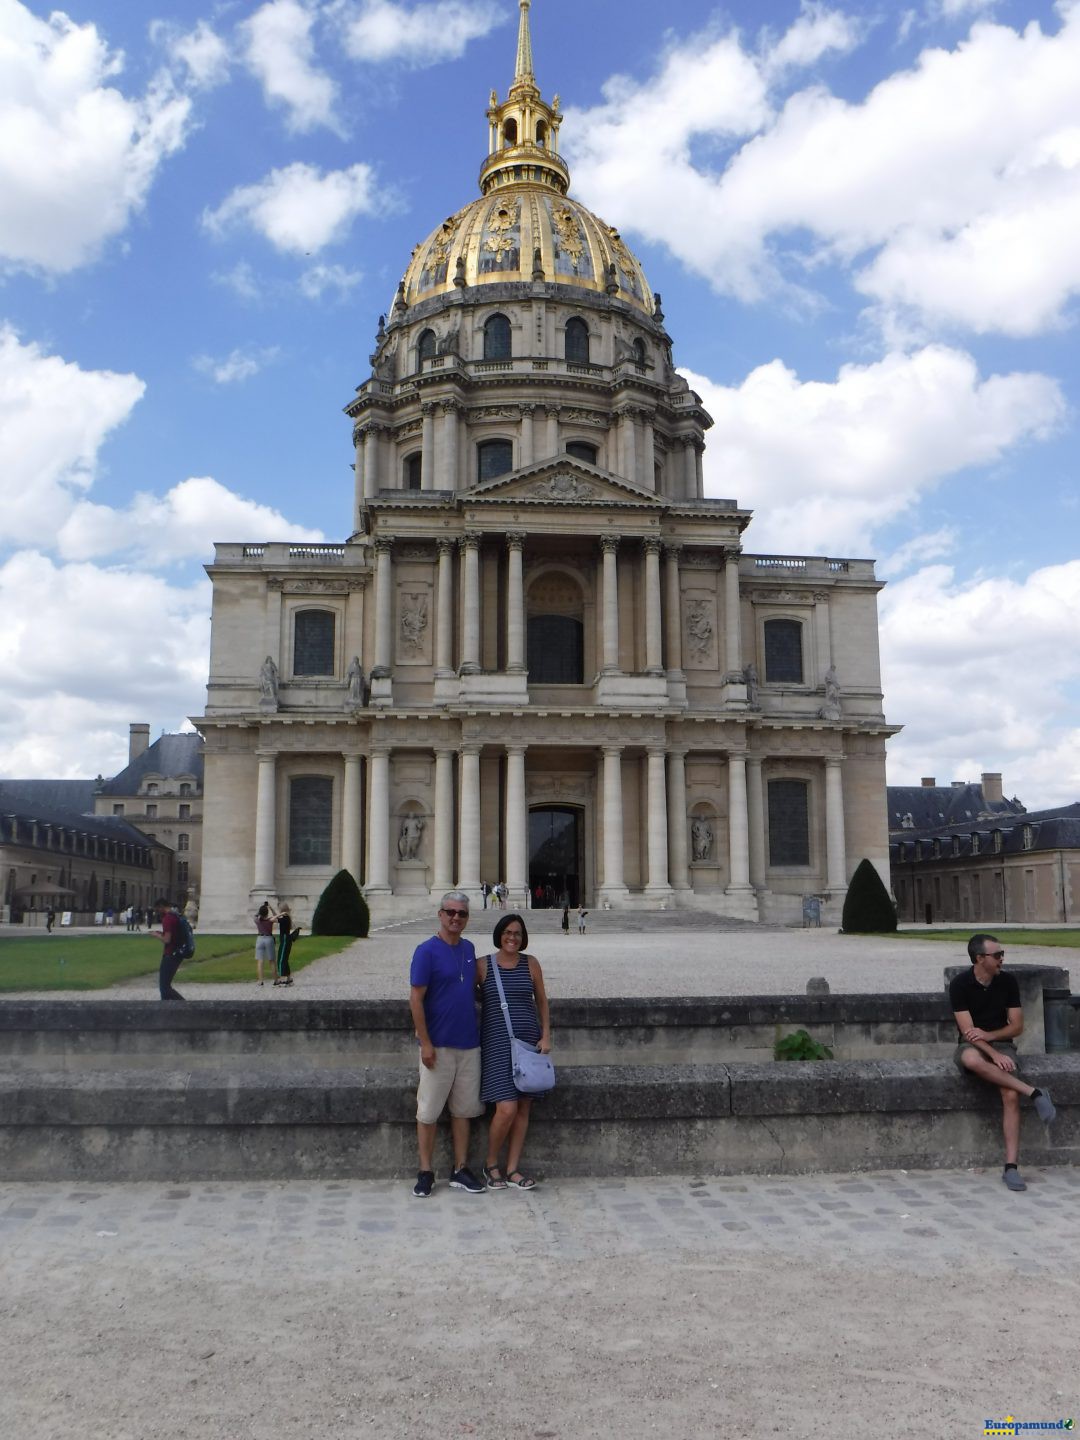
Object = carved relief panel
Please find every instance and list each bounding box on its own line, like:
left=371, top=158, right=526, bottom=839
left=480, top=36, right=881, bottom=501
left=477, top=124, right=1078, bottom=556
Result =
left=683, top=589, right=718, bottom=670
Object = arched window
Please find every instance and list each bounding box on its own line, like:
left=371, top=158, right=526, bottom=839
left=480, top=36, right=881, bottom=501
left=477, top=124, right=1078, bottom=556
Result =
left=566, top=441, right=597, bottom=464
left=565, top=317, right=589, bottom=363
left=768, top=780, right=810, bottom=866
left=527, top=573, right=584, bottom=684
left=404, top=452, right=422, bottom=490
left=632, top=338, right=647, bottom=366
left=417, top=329, right=436, bottom=364
left=177, top=833, right=190, bottom=852
left=483, top=313, right=512, bottom=360
left=477, top=439, right=514, bottom=482
left=502, top=118, right=518, bottom=147
left=294, top=609, right=336, bottom=676
left=536, top=119, right=548, bottom=148
left=763, top=619, right=804, bottom=684
left=288, top=777, right=333, bottom=867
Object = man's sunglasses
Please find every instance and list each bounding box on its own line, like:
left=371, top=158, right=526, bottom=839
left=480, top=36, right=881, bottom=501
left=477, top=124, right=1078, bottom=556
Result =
left=441, top=907, right=469, bottom=918
left=984, top=949, right=1005, bottom=960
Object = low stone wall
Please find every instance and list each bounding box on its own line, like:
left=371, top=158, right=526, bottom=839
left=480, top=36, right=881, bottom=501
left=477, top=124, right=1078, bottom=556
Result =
left=1, top=1056, right=1077, bottom=1182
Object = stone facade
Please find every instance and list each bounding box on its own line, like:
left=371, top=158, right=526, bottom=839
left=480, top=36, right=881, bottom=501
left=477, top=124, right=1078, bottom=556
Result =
left=194, top=4, right=896, bottom=930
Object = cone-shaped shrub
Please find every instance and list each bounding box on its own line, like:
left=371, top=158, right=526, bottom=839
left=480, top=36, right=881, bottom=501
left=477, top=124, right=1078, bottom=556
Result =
left=311, top=869, right=370, bottom=937
left=841, top=858, right=897, bottom=933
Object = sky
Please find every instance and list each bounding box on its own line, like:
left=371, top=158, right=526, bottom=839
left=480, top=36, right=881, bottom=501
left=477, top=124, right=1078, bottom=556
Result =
left=1, top=0, right=1078, bottom=808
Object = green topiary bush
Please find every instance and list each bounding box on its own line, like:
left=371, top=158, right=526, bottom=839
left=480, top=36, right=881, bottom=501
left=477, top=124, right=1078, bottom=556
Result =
left=841, top=858, right=898, bottom=934
left=311, top=869, right=370, bottom=937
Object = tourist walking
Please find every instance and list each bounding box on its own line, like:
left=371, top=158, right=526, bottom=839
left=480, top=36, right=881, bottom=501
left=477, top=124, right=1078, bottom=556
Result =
left=478, top=912, right=550, bottom=1191
left=153, top=897, right=185, bottom=1001
left=274, top=903, right=296, bottom=986
left=561, top=904, right=569, bottom=935
left=254, top=902, right=276, bottom=986
left=408, top=891, right=485, bottom=1198
left=577, top=905, right=587, bottom=934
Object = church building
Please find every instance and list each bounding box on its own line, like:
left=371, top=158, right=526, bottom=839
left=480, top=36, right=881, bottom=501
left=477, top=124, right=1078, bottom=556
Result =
left=195, top=2, right=896, bottom=930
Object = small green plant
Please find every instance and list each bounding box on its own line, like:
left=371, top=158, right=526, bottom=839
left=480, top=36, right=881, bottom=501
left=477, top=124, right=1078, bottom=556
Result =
left=311, top=869, right=370, bottom=937
left=774, top=1028, right=834, bottom=1062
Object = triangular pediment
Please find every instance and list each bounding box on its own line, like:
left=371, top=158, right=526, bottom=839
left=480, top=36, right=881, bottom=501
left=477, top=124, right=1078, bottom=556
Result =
left=463, top=456, right=663, bottom=507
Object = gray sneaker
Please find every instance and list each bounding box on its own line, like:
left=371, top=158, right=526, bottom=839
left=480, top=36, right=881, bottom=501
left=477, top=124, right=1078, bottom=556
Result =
left=1002, top=1168, right=1027, bottom=1192
left=1033, top=1089, right=1056, bottom=1123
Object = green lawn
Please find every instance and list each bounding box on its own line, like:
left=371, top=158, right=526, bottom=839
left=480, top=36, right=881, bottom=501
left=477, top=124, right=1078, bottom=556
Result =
left=895, top=927, right=1080, bottom=950
left=0, top=932, right=357, bottom=992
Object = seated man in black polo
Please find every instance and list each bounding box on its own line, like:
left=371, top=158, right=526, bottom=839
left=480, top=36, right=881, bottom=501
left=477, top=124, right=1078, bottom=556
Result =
left=950, top=933, right=1056, bottom=1192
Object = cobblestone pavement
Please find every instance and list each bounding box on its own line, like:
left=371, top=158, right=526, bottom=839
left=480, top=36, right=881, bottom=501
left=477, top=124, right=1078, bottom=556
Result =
left=2, top=1168, right=1077, bottom=1438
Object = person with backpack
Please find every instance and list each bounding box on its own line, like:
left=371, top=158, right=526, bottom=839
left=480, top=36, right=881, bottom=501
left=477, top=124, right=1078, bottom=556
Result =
left=153, top=896, right=194, bottom=1001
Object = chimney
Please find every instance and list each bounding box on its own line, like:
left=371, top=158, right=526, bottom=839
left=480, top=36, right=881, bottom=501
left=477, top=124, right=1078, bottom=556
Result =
left=920, top=777, right=936, bottom=787
left=129, top=723, right=150, bottom=765
left=982, top=772, right=1003, bottom=805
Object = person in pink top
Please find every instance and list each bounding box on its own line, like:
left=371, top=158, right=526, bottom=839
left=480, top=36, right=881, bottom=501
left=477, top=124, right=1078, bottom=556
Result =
left=254, top=902, right=277, bottom=986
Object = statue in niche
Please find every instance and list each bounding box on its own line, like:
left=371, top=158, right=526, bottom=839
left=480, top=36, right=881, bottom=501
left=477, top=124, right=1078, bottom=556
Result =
left=258, top=655, right=279, bottom=706
left=818, top=664, right=842, bottom=721
left=345, top=656, right=367, bottom=708
left=691, top=817, right=714, bottom=863
left=400, top=594, right=429, bottom=656
left=684, top=599, right=713, bottom=661
left=743, top=663, right=760, bottom=709
left=398, top=814, right=425, bottom=861
left=437, top=327, right=459, bottom=355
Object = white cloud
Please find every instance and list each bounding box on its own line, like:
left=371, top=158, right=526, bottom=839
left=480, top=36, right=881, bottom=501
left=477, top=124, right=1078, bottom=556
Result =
left=0, top=325, right=145, bottom=546
left=151, top=17, right=231, bottom=89
left=686, top=346, right=1065, bottom=555
left=881, top=560, right=1080, bottom=806
left=0, top=0, right=192, bottom=274
left=299, top=262, right=362, bottom=299
left=337, top=0, right=502, bottom=66
left=0, top=549, right=210, bottom=776
left=212, top=261, right=263, bottom=301
left=203, top=161, right=385, bottom=254
left=193, top=346, right=281, bottom=384
left=876, top=527, right=958, bottom=579
left=241, top=0, right=341, bottom=133
left=568, top=6, right=1080, bottom=336
left=56, top=476, right=326, bottom=565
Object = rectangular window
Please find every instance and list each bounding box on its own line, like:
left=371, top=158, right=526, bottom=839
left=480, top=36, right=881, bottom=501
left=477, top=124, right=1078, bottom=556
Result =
left=768, top=779, right=810, bottom=866
left=289, top=777, right=333, bottom=866
left=146, top=804, right=157, bottom=818
left=112, top=804, right=124, bottom=815
left=763, top=619, right=804, bottom=683
left=177, top=833, right=189, bottom=852
left=177, top=861, right=189, bottom=885
left=294, top=609, right=336, bottom=676
left=178, top=804, right=191, bottom=820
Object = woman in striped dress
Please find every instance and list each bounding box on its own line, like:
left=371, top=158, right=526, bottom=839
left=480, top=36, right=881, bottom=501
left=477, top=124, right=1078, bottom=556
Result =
left=478, top=912, right=551, bottom=1190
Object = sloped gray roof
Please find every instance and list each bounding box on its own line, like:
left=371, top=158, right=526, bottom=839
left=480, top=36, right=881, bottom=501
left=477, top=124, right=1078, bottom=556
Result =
left=0, top=779, right=97, bottom=814
left=97, top=733, right=204, bottom=796
left=0, top=789, right=167, bottom=849
left=887, top=782, right=1025, bottom=836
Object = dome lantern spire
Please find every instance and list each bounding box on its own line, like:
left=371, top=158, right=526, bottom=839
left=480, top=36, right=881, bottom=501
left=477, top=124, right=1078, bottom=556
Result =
left=480, top=0, right=568, bottom=196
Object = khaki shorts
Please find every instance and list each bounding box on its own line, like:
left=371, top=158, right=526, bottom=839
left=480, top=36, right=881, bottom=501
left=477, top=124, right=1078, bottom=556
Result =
left=416, top=1046, right=483, bottom=1124
left=953, top=1039, right=1018, bottom=1073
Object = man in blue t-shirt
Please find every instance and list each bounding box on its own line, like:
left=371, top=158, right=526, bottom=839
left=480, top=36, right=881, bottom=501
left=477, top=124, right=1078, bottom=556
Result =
left=408, top=890, right=485, bottom=1198
left=950, top=932, right=1056, bottom=1192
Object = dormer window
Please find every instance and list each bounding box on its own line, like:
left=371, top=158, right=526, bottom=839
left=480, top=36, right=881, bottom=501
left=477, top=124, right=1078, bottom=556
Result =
left=1022, top=825, right=1034, bottom=850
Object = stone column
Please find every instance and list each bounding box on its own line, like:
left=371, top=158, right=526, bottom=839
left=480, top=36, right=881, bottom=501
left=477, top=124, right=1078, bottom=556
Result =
left=683, top=437, right=697, bottom=499
left=825, top=757, right=848, bottom=892
left=664, top=543, right=684, bottom=677
left=600, top=535, right=620, bottom=674
left=645, top=747, right=671, bottom=896
left=747, top=755, right=767, bottom=892
left=667, top=748, right=691, bottom=891
left=363, top=427, right=379, bottom=499
left=644, top=539, right=663, bottom=674
left=440, top=402, right=460, bottom=490
left=366, top=747, right=391, bottom=892
left=459, top=533, right=481, bottom=674
left=694, top=439, right=704, bottom=497
left=545, top=404, right=560, bottom=459
left=726, top=751, right=752, bottom=892
left=253, top=750, right=277, bottom=892
left=520, top=404, right=535, bottom=467
left=619, top=409, right=636, bottom=481
left=814, top=597, right=832, bottom=684
left=600, top=746, right=627, bottom=900
left=458, top=745, right=481, bottom=892
left=641, top=411, right=655, bottom=489
left=505, top=745, right=527, bottom=902
left=433, top=748, right=455, bottom=892
left=420, top=403, right=436, bottom=490
left=372, top=539, right=393, bottom=676
left=435, top=538, right=455, bottom=675
left=506, top=532, right=526, bottom=672
left=341, top=753, right=363, bottom=884
left=724, top=551, right=743, bottom=679
left=353, top=426, right=365, bottom=519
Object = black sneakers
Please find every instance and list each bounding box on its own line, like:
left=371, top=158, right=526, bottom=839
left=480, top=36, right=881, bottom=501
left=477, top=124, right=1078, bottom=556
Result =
left=412, top=1170, right=435, bottom=1198
left=448, top=1165, right=486, bottom=1194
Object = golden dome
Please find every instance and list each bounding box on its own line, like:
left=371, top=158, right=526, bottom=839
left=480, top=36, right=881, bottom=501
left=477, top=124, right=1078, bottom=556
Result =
left=399, top=1, right=655, bottom=318
left=401, top=187, right=655, bottom=315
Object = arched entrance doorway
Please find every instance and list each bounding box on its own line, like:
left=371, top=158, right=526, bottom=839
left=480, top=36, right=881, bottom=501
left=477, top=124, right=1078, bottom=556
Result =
left=528, top=806, right=583, bottom=908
